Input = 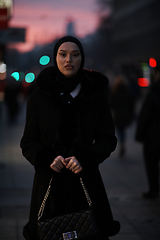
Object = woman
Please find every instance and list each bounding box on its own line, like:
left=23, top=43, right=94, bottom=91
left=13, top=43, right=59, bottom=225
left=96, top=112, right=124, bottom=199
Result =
left=20, top=36, right=120, bottom=240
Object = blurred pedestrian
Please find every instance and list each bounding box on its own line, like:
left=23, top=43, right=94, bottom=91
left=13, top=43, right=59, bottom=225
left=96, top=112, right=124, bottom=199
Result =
left=4, top=78, right=20, bottom=124
left=109, top=74, right=135, bottom=157
left=20, top=36, right=120, bottom=240
left=135, top=66, right=160, bottom=199
left=0, top=78, right=6, bottom=121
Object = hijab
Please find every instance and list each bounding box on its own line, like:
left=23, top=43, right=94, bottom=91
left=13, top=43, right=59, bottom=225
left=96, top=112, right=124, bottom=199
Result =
left=53, top=36, right=85, bottom=94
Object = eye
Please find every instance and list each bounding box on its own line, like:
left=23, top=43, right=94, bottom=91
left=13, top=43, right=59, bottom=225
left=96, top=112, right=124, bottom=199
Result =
left=61, top=53, right=66, bottom=57
left=59, top=52, right=66, bottom=57
left=73, top=53, right=80, bottom=57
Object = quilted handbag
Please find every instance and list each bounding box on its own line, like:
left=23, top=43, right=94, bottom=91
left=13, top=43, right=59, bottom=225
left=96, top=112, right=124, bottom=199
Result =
left=37, top=177, right=100, bottom=240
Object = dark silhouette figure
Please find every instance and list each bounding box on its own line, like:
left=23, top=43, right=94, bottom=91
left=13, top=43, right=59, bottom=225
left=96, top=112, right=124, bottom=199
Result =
left=135, top=66, right=160, bottom=199
left=0, top=79, right=6, bottom=121
left=4, top=79, right=20, bottom=124
left=110, top=74, right=135, bottom=157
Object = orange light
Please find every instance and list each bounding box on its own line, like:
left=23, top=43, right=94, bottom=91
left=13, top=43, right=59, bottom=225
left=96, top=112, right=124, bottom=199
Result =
left=138, top=78, right=150, bottom=87
left=149, top=58, right=157, bottom=68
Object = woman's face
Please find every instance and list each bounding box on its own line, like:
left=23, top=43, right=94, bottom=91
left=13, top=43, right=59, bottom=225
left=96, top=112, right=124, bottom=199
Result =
left=56, top=42, right=82, bottom=78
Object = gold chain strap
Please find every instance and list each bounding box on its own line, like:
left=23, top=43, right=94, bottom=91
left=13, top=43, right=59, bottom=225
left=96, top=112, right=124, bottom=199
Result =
left=37, top=176, right=92, bottom=221
left=79, top=177, right=92, bottom=207
left=38, top=176, right=53, bottom=221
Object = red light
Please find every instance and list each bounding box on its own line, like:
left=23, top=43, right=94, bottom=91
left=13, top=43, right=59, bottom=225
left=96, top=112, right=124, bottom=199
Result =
left=149, top=58, right=157, bottom=68
left=138, top=78, right=150, bottom=87
left=22, top=79, right=30, bottom=88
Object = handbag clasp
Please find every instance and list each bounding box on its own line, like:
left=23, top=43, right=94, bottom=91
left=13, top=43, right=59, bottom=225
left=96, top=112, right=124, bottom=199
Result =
left=63, top=231, right=77, bottom=240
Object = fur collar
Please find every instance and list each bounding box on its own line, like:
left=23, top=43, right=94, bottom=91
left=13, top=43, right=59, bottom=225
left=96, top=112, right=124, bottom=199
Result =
left=36, top=66, right=109, bottom=101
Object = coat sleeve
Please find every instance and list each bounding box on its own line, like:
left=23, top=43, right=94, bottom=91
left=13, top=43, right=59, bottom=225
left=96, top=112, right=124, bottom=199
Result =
left=20, top=95, right=60, bottom=175
left=91, top=95, right=117, bottom=162
left=69, top=94, right=117, bottom=176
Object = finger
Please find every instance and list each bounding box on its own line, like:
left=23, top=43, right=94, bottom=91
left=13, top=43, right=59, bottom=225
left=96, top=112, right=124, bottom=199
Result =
left=57, top=156, right=65, bottom=164
left=71, top=164, right=79, bottom=171
left=64, top=157, right=72, bottom=161
left=62, top=159, right=68, bottom=166
left=58, top=161, right=65, bottom=168
left=54, top=157, right=64, bottom=168
left=61, top=158, right=65, bottom=165
left=65, top=158, right=74, bottom=169
left=56, top=156, right=64, bottom=163
left=64, top=157, right=71, bottom=166
left=50, top=165, right=61, bottom=173
left=54, top=161, right=64, bottom=169
left=50, top=159, right=64, bottom=171
left=50, top=161, right=60, bottom=169
left=74, top=167, right=83, bottom=174
left=66, top=162, right=72, bottom=169
left=71, top=162, right=82, bottom=172
left=68, top=162, right=78, bottom=171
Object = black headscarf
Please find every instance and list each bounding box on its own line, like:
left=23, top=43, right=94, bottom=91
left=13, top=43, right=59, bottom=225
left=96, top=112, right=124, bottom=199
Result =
left=53, top=36, right=85, bottom=93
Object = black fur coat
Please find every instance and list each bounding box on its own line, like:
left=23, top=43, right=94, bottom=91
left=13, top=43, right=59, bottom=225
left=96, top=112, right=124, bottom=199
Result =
left=20, top=66, right=120, bottom=239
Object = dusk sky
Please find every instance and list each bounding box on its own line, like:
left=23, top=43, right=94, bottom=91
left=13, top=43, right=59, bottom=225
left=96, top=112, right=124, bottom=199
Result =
left=8, top=0, right=109, bottom=52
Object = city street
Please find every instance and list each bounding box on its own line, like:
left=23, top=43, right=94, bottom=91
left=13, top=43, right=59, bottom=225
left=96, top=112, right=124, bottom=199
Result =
left=0, top=100, right=160, bottom=240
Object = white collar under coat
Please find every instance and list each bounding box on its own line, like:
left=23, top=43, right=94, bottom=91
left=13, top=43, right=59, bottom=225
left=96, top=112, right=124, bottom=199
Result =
left=60, top=83, right=81, bottom=98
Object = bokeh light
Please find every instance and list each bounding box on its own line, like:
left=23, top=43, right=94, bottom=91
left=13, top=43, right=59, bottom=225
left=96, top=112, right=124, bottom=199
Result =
left=11, top=71, right=25, bottom=82
left=11, top=72, right=19, bottom=81
left=19, top=72, right=25, bottom=82
left=138, top=78, right=150, bottom=87
left=25, top=72, right=35, bottom=83
left=140, top=62, right=150, bottom=87
left=0, top=63, right=6, bottom=73
left=0, top=63, right=7, bottom=80
left=39, top=55, right=50, bottom=65
left=149, top=58, right=157, bottom=68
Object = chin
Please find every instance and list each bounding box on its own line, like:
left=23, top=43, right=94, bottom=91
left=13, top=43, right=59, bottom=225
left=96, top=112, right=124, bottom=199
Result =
left=64, top=72, right=77, bottom=78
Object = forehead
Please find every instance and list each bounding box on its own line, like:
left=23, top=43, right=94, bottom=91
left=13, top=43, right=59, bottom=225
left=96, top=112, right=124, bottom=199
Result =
left=58, top=42, right=80, bottom=51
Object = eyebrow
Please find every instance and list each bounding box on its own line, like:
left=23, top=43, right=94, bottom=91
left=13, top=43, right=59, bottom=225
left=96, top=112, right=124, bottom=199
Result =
left=59, top=50, right=80, bottom=52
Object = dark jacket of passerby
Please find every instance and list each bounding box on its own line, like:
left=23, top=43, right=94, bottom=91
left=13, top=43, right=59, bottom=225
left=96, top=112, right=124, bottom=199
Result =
left=20, top=50, right=120, bottom=240
left=135, top=75, right=160, bottom=197
left=135, top=79, right=160, bottom=155
left=110, top=78, right=134, bottom=128
left=4, top=80, right=20, bottom=123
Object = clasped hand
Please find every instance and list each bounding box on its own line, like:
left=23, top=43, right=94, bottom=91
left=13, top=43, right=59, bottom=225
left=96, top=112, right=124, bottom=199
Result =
left=50, top=156, right=82, bottom=174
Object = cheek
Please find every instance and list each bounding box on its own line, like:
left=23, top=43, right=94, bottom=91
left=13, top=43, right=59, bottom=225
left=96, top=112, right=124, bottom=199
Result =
left=56, top=57, right=63, bottom=69
left=75, top=58, right=82, bottom=69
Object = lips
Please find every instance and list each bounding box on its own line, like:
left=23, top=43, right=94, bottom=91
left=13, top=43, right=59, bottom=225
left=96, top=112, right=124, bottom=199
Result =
left=65, top=64, right=74, bottom=69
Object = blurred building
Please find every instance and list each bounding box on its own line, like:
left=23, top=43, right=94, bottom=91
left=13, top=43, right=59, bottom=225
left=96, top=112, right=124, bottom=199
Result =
left=66, top=17, right=76, bottom=36
left=112, top=0, right=160, bottom=65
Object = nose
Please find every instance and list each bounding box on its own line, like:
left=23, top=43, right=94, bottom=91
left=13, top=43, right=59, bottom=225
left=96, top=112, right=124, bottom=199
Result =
left=66, top=54, right=72, bottom=62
